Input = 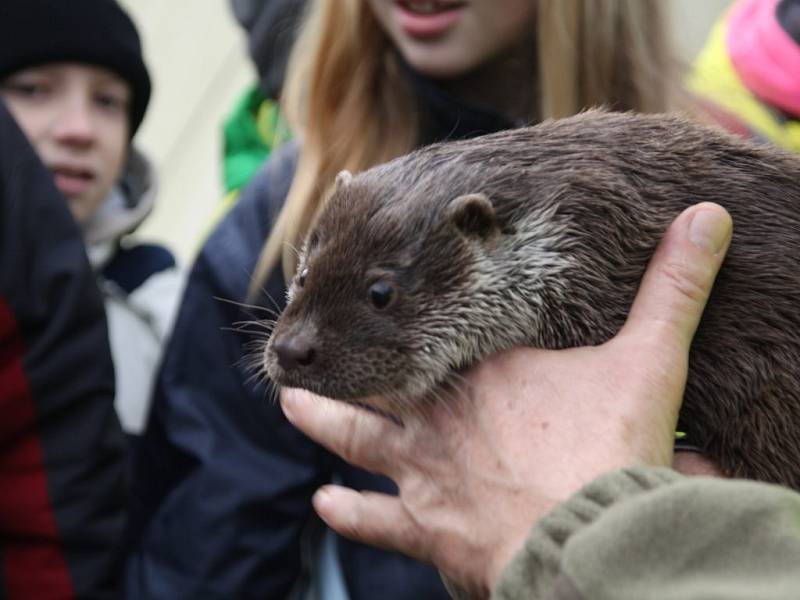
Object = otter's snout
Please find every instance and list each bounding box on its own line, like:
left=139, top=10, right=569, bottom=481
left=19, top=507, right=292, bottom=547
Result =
left=272, top=331, right=317, bottom=371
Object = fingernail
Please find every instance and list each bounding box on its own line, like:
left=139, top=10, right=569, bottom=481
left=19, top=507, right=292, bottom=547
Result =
left=280, top=391, right=300, bottom=421
left=313, top=487, right=332, bottom=510
left=312, top=487, right=337, bottom=524
left=689, top=209, right=731, bottom=255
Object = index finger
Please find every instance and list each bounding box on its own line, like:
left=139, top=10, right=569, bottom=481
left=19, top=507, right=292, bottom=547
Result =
left=280, top=388, right=399, bottom=474
left=621, top=202, right=733, bottom=352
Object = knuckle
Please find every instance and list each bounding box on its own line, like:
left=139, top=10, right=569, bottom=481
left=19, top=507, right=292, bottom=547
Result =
left=339, top=414, right=365, bottom=464
left=659, top=259, right=711, bottom=306
left=337, top=411, right=394, bottom=472
left=336, top=499, right=366, bottom=540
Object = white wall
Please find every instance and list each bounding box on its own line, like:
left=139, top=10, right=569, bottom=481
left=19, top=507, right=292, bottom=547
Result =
left=671, top=0, right=733, bottom=62
left=118, top=0, right=255, bottom=263
left=122, top=0, right=734, bottom=265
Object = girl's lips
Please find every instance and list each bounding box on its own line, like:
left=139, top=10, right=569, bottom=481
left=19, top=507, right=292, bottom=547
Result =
left=394, top=1, right=465, bottom=39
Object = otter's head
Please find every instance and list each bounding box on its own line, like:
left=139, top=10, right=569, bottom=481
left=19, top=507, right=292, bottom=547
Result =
left=263, top=166, right=523, bottom=413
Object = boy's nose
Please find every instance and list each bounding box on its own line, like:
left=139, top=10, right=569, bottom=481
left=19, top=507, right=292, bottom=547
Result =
left=53, top=98, right=97, bottom=145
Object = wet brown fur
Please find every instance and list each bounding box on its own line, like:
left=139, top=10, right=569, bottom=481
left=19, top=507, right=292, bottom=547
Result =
left=265, top=110, right=800, bottom=490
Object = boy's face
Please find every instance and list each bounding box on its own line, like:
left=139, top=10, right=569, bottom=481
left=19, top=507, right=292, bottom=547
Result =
left=0, top=63, right=131, bottom=224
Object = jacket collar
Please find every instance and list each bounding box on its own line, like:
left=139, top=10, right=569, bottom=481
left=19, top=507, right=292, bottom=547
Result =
left=84, top=146, right=157, bottom=270
left=399, top=55, right=518, bottom=146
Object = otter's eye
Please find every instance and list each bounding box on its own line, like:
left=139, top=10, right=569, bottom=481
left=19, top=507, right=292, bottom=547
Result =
left=369, top=281, right=397, bottom=309
left=298, top=268, right=308, bottom=287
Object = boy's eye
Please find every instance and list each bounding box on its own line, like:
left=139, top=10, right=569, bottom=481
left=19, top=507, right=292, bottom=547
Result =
left=3, top=81, right=51, bottom=99
left=94, top=92, right=127, bottom=113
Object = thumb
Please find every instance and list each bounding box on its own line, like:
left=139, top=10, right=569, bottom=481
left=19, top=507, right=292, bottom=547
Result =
left=621, top=202, right=732, bottom=354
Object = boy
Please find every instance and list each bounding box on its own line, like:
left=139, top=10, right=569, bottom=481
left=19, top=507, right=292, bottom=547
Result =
left=0, top=0, right=183, bottom=435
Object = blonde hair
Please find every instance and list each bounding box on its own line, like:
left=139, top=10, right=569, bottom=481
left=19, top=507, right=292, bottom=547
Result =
left=250, top=0, right=677, bottom=295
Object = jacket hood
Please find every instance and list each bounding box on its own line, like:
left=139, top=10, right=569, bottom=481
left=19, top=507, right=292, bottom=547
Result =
left=84, top=146, right=157, bottom=267
left=230, top=0, right=306, bottom=98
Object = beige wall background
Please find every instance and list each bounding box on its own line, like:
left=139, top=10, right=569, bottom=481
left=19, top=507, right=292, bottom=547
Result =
left=118, top=0, right=255, bottom=263
left=122, top=0, right=733, bottom=265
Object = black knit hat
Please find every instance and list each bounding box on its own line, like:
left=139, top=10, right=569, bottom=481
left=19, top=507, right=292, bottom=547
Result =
left=0, top=0, right=151, bottom=136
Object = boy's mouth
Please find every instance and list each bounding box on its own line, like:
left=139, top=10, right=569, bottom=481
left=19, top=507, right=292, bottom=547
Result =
left=49, top=164, right=96, bottom=196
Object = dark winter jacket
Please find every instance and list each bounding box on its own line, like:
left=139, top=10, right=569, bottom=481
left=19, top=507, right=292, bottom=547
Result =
left=0, top=102, right=127, bottom=599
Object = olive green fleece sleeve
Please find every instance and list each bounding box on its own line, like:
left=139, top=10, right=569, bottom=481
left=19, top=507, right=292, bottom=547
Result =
left=492, top=465, right=800, bottom=600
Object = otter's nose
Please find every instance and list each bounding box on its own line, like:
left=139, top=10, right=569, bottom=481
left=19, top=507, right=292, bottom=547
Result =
left=273, top=333, right=317, bottom=370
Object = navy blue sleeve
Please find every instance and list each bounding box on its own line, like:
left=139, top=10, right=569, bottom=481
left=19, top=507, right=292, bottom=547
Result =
left=125, top=146, right=332, bottom=599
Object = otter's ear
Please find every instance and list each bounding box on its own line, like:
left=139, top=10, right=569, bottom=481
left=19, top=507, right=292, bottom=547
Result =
left=334, top=170, right=353, bottom=190
left=303, top=227, right=321, bottom=253
left=446, top=193, right=497, bottom=239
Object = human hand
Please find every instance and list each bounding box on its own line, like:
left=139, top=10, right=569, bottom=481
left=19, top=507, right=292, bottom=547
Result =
left=280, top=202, right=733, bottom=599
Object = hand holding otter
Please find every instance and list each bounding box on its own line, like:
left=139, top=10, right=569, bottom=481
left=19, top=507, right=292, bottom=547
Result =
left=281, top=202, right=733, bottom=598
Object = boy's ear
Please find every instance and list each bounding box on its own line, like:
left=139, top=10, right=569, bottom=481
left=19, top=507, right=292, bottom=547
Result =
left=446, top=193, right=497, bottom=239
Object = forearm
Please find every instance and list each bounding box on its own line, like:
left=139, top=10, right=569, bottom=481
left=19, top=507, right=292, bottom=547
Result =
left=493, top=465, right=800, bottom=599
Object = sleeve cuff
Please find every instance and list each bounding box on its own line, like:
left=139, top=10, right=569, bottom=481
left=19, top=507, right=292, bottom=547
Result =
left=492, top=465, right=683, bottom=599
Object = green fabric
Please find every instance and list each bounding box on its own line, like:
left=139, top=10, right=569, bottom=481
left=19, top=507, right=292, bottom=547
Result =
left=222, top=84, right=292, bottom=193
left=493, top=466, right=800, bottom=600
left=199, top=84, right=293, bottom=250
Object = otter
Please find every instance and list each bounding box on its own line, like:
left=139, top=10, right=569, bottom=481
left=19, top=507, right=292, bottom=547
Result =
left=263, top=109, right=800, bottom=490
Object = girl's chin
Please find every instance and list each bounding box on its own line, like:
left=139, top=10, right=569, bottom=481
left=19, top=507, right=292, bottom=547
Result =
left=399, top=45, right=477, bottom=79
